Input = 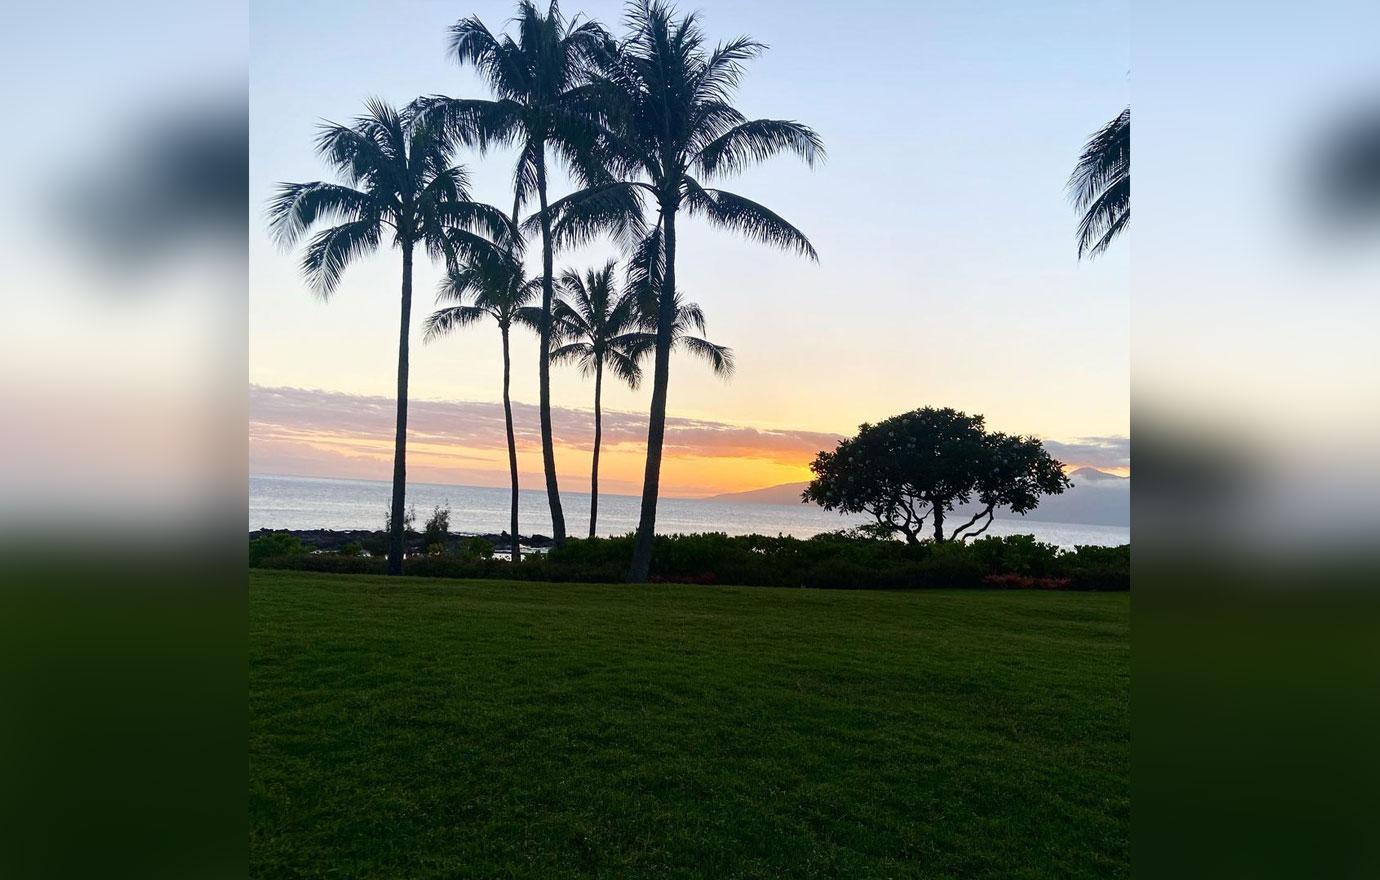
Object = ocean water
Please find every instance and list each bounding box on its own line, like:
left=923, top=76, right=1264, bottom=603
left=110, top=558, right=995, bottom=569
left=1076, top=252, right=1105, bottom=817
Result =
left=250, top=474, right=1130, bottom=549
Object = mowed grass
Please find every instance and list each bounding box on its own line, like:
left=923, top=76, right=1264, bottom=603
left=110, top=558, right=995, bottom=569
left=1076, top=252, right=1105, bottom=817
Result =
left=250, top=571, right=1129, bottom=879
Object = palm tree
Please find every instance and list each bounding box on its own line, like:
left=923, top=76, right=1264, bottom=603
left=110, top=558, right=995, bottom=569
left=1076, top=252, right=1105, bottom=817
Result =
left=424, top=254, right=539, bottom=562
left=545, top=0, right=822, bottom=581
left=549, top=261, right=643, bottom=537
left=415, top=1, right=612, bottom=548
left=267, top=99, right=511, bottom=575
left=1070, top=107, right=1130, bottom=259
left=625, top=292, right=735, bottom=379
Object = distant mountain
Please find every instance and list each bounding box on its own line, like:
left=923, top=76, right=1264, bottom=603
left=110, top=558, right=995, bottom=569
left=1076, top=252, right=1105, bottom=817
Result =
left=1067, top=466, right=1127, bottom=483
left=1022, top=470, right=1128, bottom=526
left=706, top=469, right=1129, bottom=528
left=705, top=482, right=811, bottom=505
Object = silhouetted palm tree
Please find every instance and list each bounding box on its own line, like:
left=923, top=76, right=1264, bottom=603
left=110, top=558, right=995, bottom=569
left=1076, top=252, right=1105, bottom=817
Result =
left=544, top=1, right=821, bottom=580
left=415, top=1, right=612, bottom=548
left=625, top=293, right=735, bottom=378
left=424, top=254, right=539, bottom=562
left=1070, top=107, right=1129, bottom=259
left=268, top=99, right=511, bottom=575
left=549, top=261, right=643, bottom=537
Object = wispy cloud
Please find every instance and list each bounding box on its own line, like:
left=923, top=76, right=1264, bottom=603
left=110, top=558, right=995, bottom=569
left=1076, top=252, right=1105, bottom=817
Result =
left=249, top=385, right=844, bottom=494
left=250, top=386, right=1130, bottom=491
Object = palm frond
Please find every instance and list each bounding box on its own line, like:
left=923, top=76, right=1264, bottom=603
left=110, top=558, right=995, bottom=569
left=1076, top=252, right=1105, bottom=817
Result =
left=267, top=181, right=375, bottom=248
left=449, top=15, right=528, bottom=97
left=301, top=219, right=381, bottom=298
left=515, top=305, right=546, bottom=332
left=677, top=300, right=709, bottom=335
left=682, top=180, right=818, bottom=260
left=423, top=305, right=487, bottom=341
left=695, top=118, right=824, bottom=177
left=604, top=345, right=643, bottom=389
left=537, top=180, right=651, bottom=250
left=1069, top=108, right=1130, bottom=210
left=1076, top=192, right=1129, bottom=259
left=677, top=334, right=735, bottom=377
left=410, top=95, right=524, bottom=153
left=1069, top=108, right=1130, bottom=259
left=693, top=36, right=766, bottom=104
left=625, top=224, right=664, bottom=314
left=550, top=341, right=596, bottom=375
left=550, top=293, right=593, bottom=341
left=314, top=122, right=400, bottom=191
left=436, top=199, right=516, bottom=246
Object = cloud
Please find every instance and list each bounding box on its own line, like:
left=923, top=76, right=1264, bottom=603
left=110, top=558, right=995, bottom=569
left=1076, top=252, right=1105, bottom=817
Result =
left=1039, top=436, right=1132, bottom=471
left=249, top=385, right=843, bottom=487
left=250, top=385, right=1130, bottom=489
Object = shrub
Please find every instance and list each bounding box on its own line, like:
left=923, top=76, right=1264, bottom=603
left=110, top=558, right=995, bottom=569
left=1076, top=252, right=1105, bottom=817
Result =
left=258, top=553, right=384, bottom=575
left=250, top=533, right=304, bottom=566
left=968, top=534, right=1062, bottom=576
left=423, top=504, right=451, bottom=548
left=256, top=531, right=1129, bottom=591
left=461, top=537, right=493, bottom=560
left=982, top=573, right=1074, bottom=590
left=339, top=541, right=364, bottom=557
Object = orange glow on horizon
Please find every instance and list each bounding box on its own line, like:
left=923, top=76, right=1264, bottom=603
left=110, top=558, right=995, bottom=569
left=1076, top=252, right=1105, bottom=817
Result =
left=250, top=425, right=821, bottom=498
left=251, top=424, right=1128, bottom=497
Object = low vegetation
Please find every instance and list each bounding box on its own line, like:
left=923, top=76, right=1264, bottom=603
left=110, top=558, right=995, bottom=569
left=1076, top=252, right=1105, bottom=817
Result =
left=252, top=531, right=1129, bottom=591
left=251, top=570, right=1129, bottom=878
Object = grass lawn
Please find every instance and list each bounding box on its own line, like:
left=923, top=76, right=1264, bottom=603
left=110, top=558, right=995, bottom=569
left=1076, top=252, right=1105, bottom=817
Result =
left=250, top=571, right=1129, bottom=879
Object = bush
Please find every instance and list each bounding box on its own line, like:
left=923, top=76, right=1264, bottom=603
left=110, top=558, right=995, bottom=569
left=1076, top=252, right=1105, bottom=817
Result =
left=250, top=533, right=304, bottom=566
left=258, top=553, right=384, bottom=575
left=339, top=541, right=364, bottom=557
left=461, top=537, right=494, bottom=560
left=423, top=504, right=451, bottom=548
left=255, top=531, right=1129, bottom=591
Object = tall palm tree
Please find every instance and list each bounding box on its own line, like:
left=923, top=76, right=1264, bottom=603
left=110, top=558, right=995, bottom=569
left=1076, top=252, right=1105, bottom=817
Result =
left=545, top=1, right=822, bottom=580
left=548, top=261, right=643, bottom=537
left=415, top=0, right=612, bottom=548
left=625, top=292, right=735, bottom=379
left=1070, top=107, right=1130, bottom=259
left=267, top=99, right=511, bottom=575
left=424, top=255, right=539, bottom=563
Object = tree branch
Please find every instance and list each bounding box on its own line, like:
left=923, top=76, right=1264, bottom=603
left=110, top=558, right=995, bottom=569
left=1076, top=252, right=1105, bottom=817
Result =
left=952, top=506, right=996, bottom=542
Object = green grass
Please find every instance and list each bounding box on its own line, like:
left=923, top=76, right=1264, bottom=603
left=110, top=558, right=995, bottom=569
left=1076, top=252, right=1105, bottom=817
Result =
left=250, top=571, right=1129, bottom=879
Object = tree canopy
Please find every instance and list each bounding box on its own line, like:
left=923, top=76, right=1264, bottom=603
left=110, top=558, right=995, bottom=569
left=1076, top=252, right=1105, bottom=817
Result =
left=804, top=408, right=1072, bottom=543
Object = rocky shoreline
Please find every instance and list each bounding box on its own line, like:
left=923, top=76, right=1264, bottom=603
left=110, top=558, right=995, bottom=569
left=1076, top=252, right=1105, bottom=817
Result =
left=249, top=527, right=555, bottom=554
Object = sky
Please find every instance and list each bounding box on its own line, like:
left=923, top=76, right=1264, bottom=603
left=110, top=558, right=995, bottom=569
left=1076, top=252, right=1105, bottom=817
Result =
left=248, top=0, right=1130, bottom=496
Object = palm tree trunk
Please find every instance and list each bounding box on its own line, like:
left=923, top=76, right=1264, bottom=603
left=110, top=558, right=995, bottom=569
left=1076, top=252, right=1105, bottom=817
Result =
left=387, top=243, right=413, bottom=576
left=534, top=150, right=567, bottom=546
left=589, top=357, right=603, bottom=539
left=501, top=325, right=521, bottom=563
left=629, top=209, right=677, bottom=582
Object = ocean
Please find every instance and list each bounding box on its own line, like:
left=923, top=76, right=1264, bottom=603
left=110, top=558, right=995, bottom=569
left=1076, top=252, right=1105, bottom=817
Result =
left=250, top=474, right=1130, bottom=549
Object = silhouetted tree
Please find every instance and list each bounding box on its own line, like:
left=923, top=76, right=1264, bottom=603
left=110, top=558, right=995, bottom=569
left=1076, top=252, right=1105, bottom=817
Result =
left=424, top=253, right=540, bottom=562
left=549, top=261, right=643, bottom=537
left=545, top=0, right=822, bottom=580
left=1070, top=107, right=1130, bottom=259
left=268, top=100, right=511, bottom=574
left=415, top=1, right=612, bottom=547
left=623, top=290, right=735, bottom=380
left=804, top=408, right=1071, bottom=543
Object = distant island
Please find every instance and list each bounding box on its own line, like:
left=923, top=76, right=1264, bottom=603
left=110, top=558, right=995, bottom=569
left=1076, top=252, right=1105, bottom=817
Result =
left=706, top=467, right=1129, bottom=527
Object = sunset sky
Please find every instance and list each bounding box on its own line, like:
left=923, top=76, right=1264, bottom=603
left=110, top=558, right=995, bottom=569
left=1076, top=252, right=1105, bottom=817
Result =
left=249, top=0, right=1129, bottom=496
